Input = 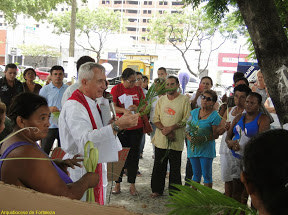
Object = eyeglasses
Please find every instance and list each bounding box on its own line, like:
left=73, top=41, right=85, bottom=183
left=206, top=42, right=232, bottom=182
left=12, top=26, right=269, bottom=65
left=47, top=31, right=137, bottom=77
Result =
left=136, top=78, right=144, bottom=82
left=201, top=95, right=213, bottom=102
left=126, top=79, right=136, bottom=84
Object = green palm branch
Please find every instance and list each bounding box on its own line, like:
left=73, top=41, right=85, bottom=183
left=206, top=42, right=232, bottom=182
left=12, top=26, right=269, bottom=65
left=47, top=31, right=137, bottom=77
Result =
left=136, top=81, right=177, bottom=116
left=167, top=181, right=256, bottom=215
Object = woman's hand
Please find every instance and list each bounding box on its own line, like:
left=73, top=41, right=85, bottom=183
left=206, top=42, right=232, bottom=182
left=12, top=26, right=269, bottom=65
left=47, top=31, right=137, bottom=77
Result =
left=186, top=132, right=192, bottom=142
left=54, top=154, right=83, bottom=175
left=232, top=141, right=240, bottom=151
left=224, top=121, right=231, bottom=131
left=227, top=140, right=240, bottom=151
left=128, top=105, right=137, bottom=112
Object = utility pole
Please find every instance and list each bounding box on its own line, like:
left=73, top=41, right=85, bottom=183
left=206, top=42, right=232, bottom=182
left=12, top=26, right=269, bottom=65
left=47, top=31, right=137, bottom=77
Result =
left=116, top=0, right=124, bottom=77
left=67, top=0, right=77, bottom=82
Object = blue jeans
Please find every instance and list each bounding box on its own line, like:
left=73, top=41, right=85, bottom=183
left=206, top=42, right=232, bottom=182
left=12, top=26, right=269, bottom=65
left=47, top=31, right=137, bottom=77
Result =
left=190, top=157, right=213, bottom=184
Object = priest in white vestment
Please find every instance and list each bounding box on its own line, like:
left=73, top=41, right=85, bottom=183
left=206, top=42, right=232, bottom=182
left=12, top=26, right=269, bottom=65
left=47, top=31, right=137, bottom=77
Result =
left=59, top=62, right=138, bottom=204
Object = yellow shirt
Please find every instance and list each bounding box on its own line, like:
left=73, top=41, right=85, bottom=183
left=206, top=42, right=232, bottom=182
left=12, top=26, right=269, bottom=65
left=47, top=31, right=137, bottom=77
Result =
left=152, top=94, right=191, bottom=151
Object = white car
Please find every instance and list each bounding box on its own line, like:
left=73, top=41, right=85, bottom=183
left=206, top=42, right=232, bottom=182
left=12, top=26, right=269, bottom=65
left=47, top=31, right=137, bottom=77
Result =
left=0, top=65, right=5, bottom=77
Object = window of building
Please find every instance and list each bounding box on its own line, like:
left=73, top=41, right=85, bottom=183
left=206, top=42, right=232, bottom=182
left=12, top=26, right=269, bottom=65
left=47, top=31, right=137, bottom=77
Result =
left=127, top=1, right=138, bottom=4
left=114, top=0, right=124, bottom=4
left=0, top=23, right=2, bottom=26
left=131, top=36, right=136, bottom=40
left=36, top=24, right=40, bottom=28
left=143, top=19, right=147, bottom=23
left=144, top=1, right=152, bottom=5
left=127, top=9, right=138, bottom=14
left=172, top=1, right=184, bottom=5
left=128, top=18, right=138, bottom=22
left=127, top=27, right=137, bottom=31
left=0, top=15, right=3, bottom=18
left=158, top=10, right=163, bottom=14
left=144, top=10, right=151, bottom=14
left=4, top=23, right=7, bottom=26
left=142, top=37, right=146, bottom=41
left=171, top=10, right=180, bottom=14
left=159, top=1, right=168, bottom=5
left=142, top=28, right=146, bottom=32
left=61, top=8, right=64, bottom=11
left=66, top=8, right=69, bottom=11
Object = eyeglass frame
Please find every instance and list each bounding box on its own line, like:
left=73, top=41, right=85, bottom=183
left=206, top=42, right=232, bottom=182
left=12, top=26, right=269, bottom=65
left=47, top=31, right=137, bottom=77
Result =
left=201, top=95, right=213, bottom=102
left=126, top=79, right=137, bottom=84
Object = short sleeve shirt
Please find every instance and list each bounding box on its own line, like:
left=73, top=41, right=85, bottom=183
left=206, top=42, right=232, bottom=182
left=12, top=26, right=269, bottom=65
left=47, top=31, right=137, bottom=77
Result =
left=187, top=108, right=221, bottom=158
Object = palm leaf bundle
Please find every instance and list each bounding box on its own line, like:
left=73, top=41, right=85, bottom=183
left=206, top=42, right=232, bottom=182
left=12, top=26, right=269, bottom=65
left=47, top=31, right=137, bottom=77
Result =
left=186, top=120, right=212, bottom=151
left=167, top=181, right=256, bottom=215
left=136, top=80, right=176, bottom=116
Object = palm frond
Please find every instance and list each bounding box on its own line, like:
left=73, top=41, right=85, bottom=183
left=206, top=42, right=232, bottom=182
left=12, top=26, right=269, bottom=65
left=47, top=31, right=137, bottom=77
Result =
left=167, top=181, right=256, bottom=215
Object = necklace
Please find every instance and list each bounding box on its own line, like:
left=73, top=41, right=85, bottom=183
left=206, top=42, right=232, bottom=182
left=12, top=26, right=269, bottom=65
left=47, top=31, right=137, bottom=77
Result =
left=198, top=109, right=213, bottom=120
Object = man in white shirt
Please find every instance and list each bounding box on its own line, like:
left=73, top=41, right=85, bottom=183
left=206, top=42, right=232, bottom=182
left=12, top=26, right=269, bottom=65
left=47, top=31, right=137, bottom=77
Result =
left=59, top=62, right=138, bottom=204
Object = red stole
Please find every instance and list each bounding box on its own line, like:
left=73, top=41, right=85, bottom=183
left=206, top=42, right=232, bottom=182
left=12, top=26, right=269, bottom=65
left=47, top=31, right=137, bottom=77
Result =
left=69, top=89, right=104, bottom=205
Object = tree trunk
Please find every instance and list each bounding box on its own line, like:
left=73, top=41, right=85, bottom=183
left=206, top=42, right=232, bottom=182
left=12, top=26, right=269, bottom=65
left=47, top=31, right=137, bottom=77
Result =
left=236, top=0, right=288, bottom=125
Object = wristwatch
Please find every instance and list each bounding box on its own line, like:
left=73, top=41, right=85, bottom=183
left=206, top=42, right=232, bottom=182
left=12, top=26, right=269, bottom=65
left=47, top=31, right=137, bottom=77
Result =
left=112, top=122, right=120, bottom=132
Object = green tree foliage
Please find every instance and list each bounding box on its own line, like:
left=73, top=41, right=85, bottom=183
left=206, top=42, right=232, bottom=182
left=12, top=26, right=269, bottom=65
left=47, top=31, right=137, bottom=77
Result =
left=49, top=7, right=127, bottom=62
left=18, top=44, right=60, bottom=68
left=0, top=0, right=74, bottom=26
left=147, top=8, right=241, bottom=77
left=184, top=0, right=288, bottom=60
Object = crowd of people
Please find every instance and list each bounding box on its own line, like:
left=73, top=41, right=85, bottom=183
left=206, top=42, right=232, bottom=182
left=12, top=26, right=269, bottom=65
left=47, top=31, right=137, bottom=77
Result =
left=0, top=60, right=287, bottom=215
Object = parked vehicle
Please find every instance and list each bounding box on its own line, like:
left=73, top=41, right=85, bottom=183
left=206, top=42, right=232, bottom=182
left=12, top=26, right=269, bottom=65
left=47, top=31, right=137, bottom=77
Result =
left=0, top=65, right=5, bottom=77
left=35, top=67, right=50, bottom=80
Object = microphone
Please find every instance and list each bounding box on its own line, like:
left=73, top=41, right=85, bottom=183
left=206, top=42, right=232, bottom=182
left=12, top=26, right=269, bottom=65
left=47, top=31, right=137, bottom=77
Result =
left=104, top=92, right=116, bottom=119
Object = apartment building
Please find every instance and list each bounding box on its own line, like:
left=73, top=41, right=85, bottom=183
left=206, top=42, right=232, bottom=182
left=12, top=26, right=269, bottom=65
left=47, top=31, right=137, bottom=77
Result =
left=100, top=0, right=184, bottom=43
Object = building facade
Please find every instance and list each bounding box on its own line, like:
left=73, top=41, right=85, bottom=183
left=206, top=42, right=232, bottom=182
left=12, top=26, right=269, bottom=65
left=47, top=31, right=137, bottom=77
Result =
left=100, top=0, right=184, bottom=43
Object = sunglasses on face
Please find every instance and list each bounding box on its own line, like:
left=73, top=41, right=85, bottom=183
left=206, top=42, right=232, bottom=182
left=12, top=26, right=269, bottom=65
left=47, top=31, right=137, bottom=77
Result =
left=201, top=95, right=213, bottom=102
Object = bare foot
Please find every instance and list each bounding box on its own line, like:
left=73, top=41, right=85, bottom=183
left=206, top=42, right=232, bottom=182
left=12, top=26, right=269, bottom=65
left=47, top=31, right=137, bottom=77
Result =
left=129, top=184, right=139, bottom=196
left=150, top=192, right=161, bottom=198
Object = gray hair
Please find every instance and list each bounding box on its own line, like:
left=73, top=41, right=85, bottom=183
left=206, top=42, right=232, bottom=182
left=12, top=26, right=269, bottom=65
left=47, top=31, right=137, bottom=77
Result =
left=78, top=62, right=105, bottom=87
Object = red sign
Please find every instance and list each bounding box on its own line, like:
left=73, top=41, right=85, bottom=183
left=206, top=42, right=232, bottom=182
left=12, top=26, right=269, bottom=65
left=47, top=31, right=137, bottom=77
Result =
left=218, top=53, right=249, bottom=67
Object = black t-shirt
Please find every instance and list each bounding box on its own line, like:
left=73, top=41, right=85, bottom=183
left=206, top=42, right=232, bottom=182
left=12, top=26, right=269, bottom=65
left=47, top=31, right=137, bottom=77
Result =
left=0, top=77, right=24, bottom=112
